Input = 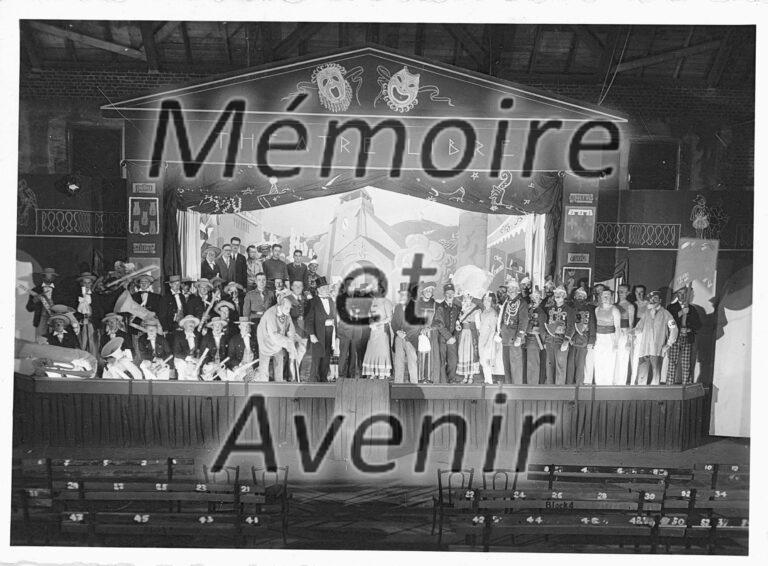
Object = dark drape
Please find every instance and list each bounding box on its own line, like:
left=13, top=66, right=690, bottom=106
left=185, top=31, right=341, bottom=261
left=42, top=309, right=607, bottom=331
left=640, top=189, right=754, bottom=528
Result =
left=542, top=172, right=564, bottom=278
left=162, top=188, right=182, bottom=283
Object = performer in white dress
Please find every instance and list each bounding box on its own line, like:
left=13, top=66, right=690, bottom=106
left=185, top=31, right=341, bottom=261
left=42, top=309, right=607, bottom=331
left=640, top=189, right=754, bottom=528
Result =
left=478, top=292, right=503, bottom=384
left=362, top=297, right=394, bottom=379
left=614, top=284, right=636, bottom=385
left=593, top=289, right=621, bottom=385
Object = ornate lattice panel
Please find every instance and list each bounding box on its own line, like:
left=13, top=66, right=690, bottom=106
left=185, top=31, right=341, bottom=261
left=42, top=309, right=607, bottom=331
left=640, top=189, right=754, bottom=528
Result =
left=36, top=208, right=126, bottom=237
left=596, top=222, right=680, bottom=249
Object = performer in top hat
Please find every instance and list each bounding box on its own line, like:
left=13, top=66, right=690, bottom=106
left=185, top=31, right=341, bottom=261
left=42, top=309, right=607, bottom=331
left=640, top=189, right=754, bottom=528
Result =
left=415, top=281, right=441, bottom=384
left=201, top=246, right=221, bottom=281
left=666, top=285, right=701, bottom=385
left=137, top=317, right=173, bottom=380
left=306, top=281, right=337, bottom=383
left=434, top=282, right=461, bottom=384
left=25, top=267, right=62, bottom=338
left=101, top=337, right=143, bottom=380
left=172, top=314, right=202, bottom=381
left=100, top=312, right=133, bottom=359
left=225, top=317, right=259, bottom=382
left=496, top=278, right=529, bottom=384
left=541, top=285, right=576, bottom=385
left=162, top=275, right=187, bottom=337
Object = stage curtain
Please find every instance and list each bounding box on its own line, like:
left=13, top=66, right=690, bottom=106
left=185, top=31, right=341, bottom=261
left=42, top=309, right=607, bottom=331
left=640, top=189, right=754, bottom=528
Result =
left=177, top=209, right=202, bottom=281
left=162, top=189, right=182, bottom=281
left=529, top=214, right=548, bottom=289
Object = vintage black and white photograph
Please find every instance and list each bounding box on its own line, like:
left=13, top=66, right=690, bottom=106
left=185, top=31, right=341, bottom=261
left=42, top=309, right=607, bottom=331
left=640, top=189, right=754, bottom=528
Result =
left=2, top=1, right=762, bottom=560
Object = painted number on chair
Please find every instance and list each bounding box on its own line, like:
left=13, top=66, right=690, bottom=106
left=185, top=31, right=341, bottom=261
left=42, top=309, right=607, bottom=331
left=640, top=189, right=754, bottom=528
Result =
left=133, top=514, right=150, bottom=523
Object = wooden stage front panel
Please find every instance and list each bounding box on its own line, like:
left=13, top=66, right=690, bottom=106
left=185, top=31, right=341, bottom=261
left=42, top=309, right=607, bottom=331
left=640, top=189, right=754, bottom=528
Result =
left=13, top=375, right=708, bottom=454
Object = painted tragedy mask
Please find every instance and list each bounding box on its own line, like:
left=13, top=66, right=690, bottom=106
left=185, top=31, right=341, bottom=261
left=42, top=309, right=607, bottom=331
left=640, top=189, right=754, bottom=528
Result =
left=312, top=63, right=352, bottom=113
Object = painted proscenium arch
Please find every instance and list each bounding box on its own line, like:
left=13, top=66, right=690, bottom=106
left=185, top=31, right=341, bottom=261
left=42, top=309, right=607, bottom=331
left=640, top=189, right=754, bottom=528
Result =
left=110, top=47, right=625, bottom=216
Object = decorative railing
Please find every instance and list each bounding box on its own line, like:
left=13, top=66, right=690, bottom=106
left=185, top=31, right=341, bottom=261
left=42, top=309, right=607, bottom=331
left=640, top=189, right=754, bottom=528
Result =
left=35, top=208, right=126, bottom=237
left=595, top=222, right=680, bottom=249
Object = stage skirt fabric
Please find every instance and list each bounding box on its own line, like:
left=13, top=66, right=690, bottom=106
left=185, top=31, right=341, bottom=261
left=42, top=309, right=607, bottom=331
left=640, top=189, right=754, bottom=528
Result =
left=593, top=333, right=617, bottom=386
left=362, top=325, right=392, bottom=378
left=457, top=324, right=479, bottom=377
left=614, top=330, right=631, bottom=385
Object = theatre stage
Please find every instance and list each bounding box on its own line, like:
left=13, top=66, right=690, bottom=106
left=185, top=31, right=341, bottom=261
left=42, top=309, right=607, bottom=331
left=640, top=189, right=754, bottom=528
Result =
left=13, top=376, right=708, bottom=467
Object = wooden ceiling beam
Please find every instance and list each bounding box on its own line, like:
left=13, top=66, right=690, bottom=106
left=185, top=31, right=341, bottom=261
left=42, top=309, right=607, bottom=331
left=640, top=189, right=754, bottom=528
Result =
left=338, top=22, right=350, bottom=48
left=442, top=24, right=488, bottom=70
left=139, top=22, right=160, bottom=72
left=382, top=23, right=400, bottom=50
left=154, top=21, right=179, bottom=45
left=259, top=22, right=275, bottom=62
left=527, top=25, right=541, bottom=74
left=565, top=30, right=578, bottom=73
left=612, top=38, right=722, bottom=74
left=28, top=21, right=146, bottom=60
left=673, top=26, right=696, bottom=80
left=366, top=23, right=380, bottom=44
left=180, top=21, right=193, bottom=64
left=707, top=29, right=735, bottom=87
left=414, top=24, right=426, bottom=56
left=569, top=25, right=605, bottom=57
left=220, top=22, right=233, bottom=65
left=489, top=24, right=508, bottom=76
left=20, top=22, right=42, bottom=69
left=246, top=23, right=258, bottom=67
left=272, top=22, right=324, bottom=58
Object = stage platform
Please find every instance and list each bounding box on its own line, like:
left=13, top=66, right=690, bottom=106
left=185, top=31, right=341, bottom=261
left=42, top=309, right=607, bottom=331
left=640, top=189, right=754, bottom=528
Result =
left=13, top=375, right=709, bottom=457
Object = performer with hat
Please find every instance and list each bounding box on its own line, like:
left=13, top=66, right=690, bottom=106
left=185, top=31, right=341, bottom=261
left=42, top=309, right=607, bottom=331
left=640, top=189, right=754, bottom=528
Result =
left=137, top=317, right=173, bottom=380
left=666, top=285, right=701, bottom=385
left=214, top=299, right=237, bottom=335
left=24, top=267, right=62, bottom=338
left=132, top=273, right=162, bottom=318
left=634, top=290, right=679, bottom=385
left=593, top=288, right=622, bottom=385
left=306, top=281, right=338, bottom=383
left=101, top=337, right=143, bottom=380
left=186, top=278, right=211, bottom=321
left=71, top=271, right=100, bottom=359
left=201, top=246, right=221, bottom=281
left=46, top=312, right=79, bottom=349
left=162, top=275, right=187, bottom=338
left=172, top=314, right=202, bottom=381
left=541, top=285, right=576, bottom=385
left=567, top=287, right=597, bottom=384
left=524, top=288, right=545, bottom=384
left=225, top=317, right=259, bottom=381
left=496, top=278, right=529, bottom=384
left=100, top=312, right=133, bottom=359
left=455, top=292, right=482, bottom=384
left=434, top=282, right=462, bottom=383
left=255, top=296, right=302, bottom=382
left=224, top=281, right=246, bottom=319
left=200, top=316, right=230, bottom=380
left=415, top=281, right=441, bottom=384
left=391, top=283, right=419, bottom=384
left=305, top=258, right=322, bottom=297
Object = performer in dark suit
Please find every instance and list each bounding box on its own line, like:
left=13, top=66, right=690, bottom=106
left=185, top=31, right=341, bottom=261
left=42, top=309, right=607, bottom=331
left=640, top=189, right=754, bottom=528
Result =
left=46, top=313, right=79, bottom=349
left=161, top=275, right=187, bottom=341
left=172, top=315, right=202, bottom=381
left=215, top=243, right=238, bottom=284
left=201, top=247, right=221, bottom=281
left=306, top=282, right=337, bottom=382
left=434, top=283, right=462, bottom=383
left=230, top=237, right=248, bottom=289
left=225, top=317, right=259, bottom=381
left=25, top=267, right=64, bottom=338
left=200, top=317, right=230, bottom=380
left=132, top=273, right=162, bottom=319
left=136, top=318, right=173, bottom=370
